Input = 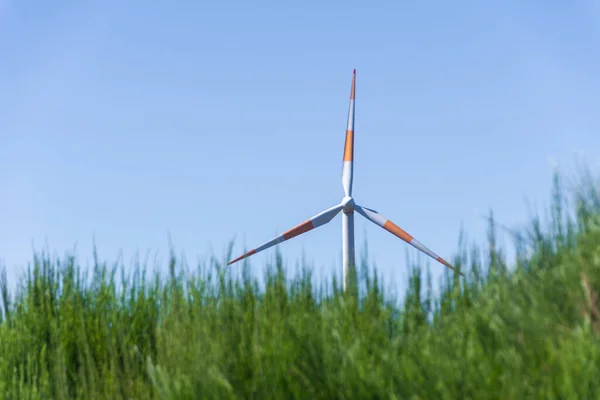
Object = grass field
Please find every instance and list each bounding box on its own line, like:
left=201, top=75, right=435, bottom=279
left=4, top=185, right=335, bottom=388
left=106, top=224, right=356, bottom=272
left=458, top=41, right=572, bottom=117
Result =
left=1, top=167, right=600, bottom=399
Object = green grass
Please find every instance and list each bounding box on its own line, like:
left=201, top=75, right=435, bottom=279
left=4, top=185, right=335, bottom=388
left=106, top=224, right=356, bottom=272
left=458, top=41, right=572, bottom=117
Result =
left=2, top=167, right=600, bottom=399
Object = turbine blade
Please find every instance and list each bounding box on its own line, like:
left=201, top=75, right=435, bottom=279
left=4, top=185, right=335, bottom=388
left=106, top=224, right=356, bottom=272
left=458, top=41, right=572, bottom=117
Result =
left=228, top=203, right=344, bottom=265
left=342, top=69, right=356, bottom=197
left=355, top=205, right=463, bottom=276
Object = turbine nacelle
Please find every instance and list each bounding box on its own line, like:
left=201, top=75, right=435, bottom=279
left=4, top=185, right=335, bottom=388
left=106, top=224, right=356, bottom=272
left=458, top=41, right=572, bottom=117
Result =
left=341, top=196, right=355, bottom=212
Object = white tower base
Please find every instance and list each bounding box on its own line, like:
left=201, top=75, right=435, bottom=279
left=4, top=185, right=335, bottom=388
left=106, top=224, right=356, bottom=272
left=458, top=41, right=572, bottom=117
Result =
left=342, top=209, right=355, bottom=292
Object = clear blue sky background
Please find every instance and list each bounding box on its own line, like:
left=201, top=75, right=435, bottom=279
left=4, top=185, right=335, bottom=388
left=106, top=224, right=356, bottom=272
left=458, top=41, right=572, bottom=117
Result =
left=1, top=1, right=599, bottom=294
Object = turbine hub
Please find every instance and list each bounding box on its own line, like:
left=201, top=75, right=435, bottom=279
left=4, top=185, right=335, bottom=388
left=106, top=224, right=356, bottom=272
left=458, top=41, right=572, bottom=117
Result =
left=341, top=196, right=355, bottom=212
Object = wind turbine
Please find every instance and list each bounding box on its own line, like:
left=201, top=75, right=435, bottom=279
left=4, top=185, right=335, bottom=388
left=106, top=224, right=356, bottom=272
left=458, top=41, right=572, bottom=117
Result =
left=228, top=70, right=462, bottom=291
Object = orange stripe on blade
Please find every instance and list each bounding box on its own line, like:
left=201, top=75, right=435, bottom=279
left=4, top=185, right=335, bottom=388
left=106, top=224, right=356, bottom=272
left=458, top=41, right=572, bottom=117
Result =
left=228, top=249, right=257, bottom=265
left=437, top=257, right=463, bottom=276
left=282, top=220, right=314, bottom=240
left=382, top=220, right=413, bottom=243
left=343, top=130, right=354, bottom=161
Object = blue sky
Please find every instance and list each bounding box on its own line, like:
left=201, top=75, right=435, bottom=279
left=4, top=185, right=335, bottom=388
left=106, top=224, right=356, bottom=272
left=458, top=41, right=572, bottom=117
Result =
left=1, top=0, right=599, bottom=293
